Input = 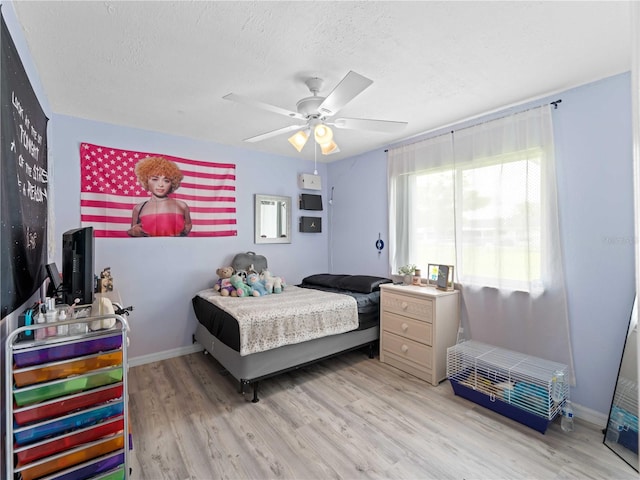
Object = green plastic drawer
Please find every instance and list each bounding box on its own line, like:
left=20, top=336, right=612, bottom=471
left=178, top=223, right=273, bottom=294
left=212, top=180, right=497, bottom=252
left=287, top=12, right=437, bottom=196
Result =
left=13, top=367, right=123, bottom=407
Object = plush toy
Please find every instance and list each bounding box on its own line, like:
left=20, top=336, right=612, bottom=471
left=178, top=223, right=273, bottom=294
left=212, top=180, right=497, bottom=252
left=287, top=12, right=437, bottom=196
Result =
left=234, top=269, right=248, bottom=283
left=230, top=273, right=252, bottom=297
left=273, top=276, right=284, bottom=294
left=214, top=266, right=236, bottom=296
left=260, top=270, right=285, bottom=294
left=246, top=272, right=268, bottom=297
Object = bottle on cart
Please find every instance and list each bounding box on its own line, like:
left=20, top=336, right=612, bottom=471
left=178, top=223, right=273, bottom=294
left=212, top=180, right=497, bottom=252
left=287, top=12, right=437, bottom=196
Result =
left=35, top=311, right=47, bottom=340
left=561, top=400, right=574, bottom=432
left=57, top=309, right=68, bottom=336
left=45, top=309, right=58, bottom=337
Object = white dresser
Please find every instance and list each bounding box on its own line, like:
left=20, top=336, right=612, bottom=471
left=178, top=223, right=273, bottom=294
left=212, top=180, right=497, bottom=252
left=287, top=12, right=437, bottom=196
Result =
left=379, top=283, right=460, bottom=386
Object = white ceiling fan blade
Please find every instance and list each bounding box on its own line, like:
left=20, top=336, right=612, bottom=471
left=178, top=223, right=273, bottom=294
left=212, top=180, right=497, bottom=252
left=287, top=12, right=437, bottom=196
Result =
left=244, top=124, right=304, bottom=143
left=317, top=71, right=373, bottom=117
left=223, top=93, right=306, bottom=121
left=332, top=117, right=408, bottom=133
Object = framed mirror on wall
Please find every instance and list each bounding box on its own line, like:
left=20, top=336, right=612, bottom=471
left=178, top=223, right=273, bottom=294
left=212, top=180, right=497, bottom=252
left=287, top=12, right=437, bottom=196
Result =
left=604, top=295, right=638, bottom=472
left=254, top=194, right=291, bottom=244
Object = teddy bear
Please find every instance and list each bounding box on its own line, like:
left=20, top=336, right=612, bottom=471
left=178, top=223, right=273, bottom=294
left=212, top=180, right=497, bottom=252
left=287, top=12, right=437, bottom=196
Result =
left=246, top=272, right=268, bottom=297
left=260, top=270, right=285, bottom=294
left=214, top=266, right=236, bottom=296
left=230, top=273, right=252, bottom=297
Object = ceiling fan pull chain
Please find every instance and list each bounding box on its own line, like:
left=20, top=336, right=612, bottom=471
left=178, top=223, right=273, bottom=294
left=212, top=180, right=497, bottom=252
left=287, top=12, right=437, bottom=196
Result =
left=314, top=141, right=318, bottom=174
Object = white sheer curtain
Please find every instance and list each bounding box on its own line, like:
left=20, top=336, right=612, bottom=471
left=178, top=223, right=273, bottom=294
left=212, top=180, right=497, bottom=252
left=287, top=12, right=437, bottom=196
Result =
left=389, top=105, right=575, bottom=382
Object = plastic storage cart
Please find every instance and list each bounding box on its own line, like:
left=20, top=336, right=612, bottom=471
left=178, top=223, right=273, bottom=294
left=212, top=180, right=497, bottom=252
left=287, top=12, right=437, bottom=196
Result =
left=6, top=314, right=130, bottom=480
left=446, top=340, right=569, bottom=433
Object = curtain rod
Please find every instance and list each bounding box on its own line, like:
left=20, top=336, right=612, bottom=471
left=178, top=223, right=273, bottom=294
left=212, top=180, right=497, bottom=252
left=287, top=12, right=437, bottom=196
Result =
left=384, top=98, right=562, bottom=153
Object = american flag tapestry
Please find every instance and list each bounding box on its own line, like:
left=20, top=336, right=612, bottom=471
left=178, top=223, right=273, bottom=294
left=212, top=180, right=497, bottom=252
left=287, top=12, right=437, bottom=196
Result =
left=80, top=142, right=237, bottom=238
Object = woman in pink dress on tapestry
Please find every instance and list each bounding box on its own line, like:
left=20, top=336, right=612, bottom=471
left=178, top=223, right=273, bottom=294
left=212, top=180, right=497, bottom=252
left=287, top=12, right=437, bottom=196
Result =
left=127, top=156, right=192, bottom=237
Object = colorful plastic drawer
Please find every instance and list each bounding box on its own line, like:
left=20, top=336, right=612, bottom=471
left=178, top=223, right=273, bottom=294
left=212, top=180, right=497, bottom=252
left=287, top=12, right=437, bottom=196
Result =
left=47, top=451, right=125, bottom=480
left=16, top=433, right=124, bottom=480
left=14, top=350, right=123, bottom=387
left=14, top=383, right=123, bottom=426
left=15, top=415, right=124, bottom=466
left=13, top=366, right=123, bottom=407
left=94, top=466, right=126, bottom=480
left=91, top=466, right=125, bottom=480
left=13, top=334, right=123, bottom=368
left=14, top=401, right=124, bottom=446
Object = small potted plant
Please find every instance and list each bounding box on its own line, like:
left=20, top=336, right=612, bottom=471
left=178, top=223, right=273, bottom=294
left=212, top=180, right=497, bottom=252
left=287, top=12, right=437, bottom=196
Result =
left=398, top=264, right=417, bottom=285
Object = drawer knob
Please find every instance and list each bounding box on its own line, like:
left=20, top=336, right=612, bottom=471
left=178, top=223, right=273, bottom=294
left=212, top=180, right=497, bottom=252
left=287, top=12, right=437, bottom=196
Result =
left=401, top=323, right=408, bottom=331
left=401, top=344, right=409, bottom=353
left=401, top=301, right=408, bottom=310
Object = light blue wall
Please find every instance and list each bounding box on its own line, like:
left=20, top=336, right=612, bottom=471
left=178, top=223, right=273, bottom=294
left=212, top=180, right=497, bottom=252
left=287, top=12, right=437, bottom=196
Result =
left=554, top=74, right=635, bottom=414
left=325, top=149, right=390, bottom=276
left=328, top=73, right=636, bottom=415
left=49, top=115, right=329, bottom=359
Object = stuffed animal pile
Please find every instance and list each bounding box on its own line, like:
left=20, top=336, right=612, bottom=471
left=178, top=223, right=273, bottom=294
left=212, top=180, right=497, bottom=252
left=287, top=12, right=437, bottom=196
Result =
left=213, top=266, right=285, bottom=298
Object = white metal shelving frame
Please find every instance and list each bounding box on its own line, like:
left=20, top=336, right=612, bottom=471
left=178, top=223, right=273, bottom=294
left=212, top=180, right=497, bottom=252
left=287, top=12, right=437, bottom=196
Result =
left=5, top=314, right=129, bottom=480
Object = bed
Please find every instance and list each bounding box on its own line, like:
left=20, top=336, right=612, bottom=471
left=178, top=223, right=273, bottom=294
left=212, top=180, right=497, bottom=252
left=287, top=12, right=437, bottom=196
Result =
left=192, top=272, right=393, bottom=402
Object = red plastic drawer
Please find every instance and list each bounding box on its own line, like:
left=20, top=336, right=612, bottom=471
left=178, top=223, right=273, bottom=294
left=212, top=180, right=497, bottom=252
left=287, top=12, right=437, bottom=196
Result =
left=14, top=383, right=123, bottom=426
left=15, top=416, right=124, bottom=466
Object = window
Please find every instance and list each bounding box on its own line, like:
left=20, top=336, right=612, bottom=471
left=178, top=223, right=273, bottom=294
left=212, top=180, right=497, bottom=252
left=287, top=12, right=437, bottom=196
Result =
left=389, top=106, right=561, bottom=294
left=411, top=151, right=542, bottom=291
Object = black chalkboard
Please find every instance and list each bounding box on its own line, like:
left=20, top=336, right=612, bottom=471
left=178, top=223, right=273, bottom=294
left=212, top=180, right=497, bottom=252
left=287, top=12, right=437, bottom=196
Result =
left=1, top=13, right=49, bottom=318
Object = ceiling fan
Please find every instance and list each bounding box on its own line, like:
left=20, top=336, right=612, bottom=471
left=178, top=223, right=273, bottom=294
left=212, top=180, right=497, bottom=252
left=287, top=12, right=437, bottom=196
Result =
left=223, top=71, right=408, bottom=155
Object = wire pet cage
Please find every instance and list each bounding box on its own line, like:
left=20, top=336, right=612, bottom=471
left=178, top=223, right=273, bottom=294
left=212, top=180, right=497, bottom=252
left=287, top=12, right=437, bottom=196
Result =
left=446, top=340, right=569, bottom=433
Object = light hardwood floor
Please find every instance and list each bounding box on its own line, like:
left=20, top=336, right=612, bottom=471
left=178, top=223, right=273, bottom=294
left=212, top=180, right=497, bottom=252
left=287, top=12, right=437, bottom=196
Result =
left=128, top=349, right=637, bottom=480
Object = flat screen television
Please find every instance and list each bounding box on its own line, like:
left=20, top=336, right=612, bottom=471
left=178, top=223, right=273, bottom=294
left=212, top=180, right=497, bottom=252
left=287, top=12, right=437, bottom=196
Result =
left=62, top=226, right=94, bottom=306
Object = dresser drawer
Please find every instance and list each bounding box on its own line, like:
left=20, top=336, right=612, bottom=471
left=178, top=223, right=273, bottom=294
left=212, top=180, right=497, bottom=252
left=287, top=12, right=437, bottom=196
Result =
left=382, top=311, right=432, bottom=345
left=382, top=291, right=433, bottom=323
left=381, top=331, right=433, bottom=370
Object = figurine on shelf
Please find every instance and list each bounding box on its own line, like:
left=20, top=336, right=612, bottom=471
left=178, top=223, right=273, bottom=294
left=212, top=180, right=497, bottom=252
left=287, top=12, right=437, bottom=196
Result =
left=96, top=267, right=114, bottom=293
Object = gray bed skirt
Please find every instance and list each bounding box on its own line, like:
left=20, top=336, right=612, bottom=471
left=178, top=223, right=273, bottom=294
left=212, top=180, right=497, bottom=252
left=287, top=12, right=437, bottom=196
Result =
left=194, top=322, right=378, bottom=385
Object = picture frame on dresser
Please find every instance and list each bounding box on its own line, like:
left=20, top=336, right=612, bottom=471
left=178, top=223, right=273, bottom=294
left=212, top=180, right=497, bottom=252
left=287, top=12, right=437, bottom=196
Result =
left=427, top=264, right=454, bottom=290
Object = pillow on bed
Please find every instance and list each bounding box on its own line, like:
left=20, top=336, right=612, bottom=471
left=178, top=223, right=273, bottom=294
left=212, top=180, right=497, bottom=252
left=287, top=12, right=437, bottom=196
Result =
left=336, top=275, right=393, bottom=293
left=300, top=274, right=350, bottom=289
left=301, top=274, right=392, bottom=293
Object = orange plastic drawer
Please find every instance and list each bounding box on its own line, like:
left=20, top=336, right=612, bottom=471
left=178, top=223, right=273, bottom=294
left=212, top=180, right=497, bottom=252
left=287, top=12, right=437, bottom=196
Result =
left=14, top=350, right=122, bottom=387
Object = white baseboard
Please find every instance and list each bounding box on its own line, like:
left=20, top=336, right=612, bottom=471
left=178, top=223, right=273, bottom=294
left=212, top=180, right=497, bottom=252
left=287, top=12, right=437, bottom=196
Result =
left=573, top=402, right=608, bottom=429
left=128, top=343, right=203, bottom=367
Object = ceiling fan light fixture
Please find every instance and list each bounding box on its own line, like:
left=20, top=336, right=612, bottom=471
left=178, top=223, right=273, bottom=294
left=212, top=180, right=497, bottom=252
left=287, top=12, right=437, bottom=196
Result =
left=314, top=124, right=333, bottom=144
left=320, top=140, right=339, bottom=155
left=288, top=129, right=309, bottom=152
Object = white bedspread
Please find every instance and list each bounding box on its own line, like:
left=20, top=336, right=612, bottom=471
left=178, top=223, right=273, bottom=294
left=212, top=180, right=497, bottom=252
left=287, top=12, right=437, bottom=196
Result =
left=196, top=286, right=359, bottom=356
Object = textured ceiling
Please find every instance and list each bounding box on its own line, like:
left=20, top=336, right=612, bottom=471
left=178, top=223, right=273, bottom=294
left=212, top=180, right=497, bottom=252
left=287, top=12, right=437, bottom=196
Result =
left=11, top=1, right=632, bottom=162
